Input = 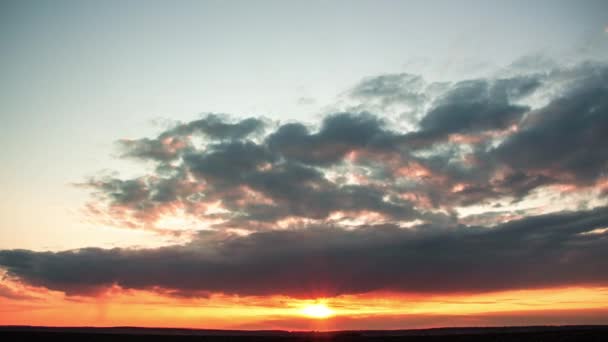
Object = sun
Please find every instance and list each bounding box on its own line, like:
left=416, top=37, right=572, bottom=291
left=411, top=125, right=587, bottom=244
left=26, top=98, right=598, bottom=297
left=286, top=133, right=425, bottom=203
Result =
left=300, top=303, right=334, bottom=319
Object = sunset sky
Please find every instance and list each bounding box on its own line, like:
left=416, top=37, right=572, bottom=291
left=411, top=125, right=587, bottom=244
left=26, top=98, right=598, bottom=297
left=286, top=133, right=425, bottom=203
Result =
left=2, top=0, right=608, bottom=330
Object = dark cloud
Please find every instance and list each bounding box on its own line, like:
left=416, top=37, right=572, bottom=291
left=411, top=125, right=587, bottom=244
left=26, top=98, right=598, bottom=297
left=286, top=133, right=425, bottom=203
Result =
left=119, top=136, right=189, bottom=162
left=184, top=141, right=276, bottom=186
left=403, top=76, right=538, bottom=147
left=493, top=64, right=608, bottom=185
left=267, top=112, right=397, bottom=166
left=119, top=114, right=266, bottom=162
left=77, top=61, right=608, bottom=232
left=167, top=114, right=266, bottom=141
left=3, top=60, right=608, bottom=299
left=418, top=82, right=526, bottom=135
left=243, top=170, right=416, bottom=222
left=2, top=207, right=608, bottom=297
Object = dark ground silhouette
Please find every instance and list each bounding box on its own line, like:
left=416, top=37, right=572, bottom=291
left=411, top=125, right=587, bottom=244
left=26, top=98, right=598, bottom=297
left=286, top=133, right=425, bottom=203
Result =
left=2, top=325, right=608, bottom=341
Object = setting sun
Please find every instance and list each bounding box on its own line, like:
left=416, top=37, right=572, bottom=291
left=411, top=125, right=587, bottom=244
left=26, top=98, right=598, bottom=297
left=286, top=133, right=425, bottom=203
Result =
left=301, top=303, right=334, bottom=319
left=2, top=1, right=608, bottom=338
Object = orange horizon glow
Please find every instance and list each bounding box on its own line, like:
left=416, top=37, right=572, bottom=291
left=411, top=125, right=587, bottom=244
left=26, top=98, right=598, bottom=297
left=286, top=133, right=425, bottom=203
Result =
left=2, top=276, right=608, bottom=330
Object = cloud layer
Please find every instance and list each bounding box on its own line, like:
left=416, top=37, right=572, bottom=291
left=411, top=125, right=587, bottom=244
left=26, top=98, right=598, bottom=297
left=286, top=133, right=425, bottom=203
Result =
left=2, top=206, right=608, bottom=297
left=2, top=60, right=608, bottom=298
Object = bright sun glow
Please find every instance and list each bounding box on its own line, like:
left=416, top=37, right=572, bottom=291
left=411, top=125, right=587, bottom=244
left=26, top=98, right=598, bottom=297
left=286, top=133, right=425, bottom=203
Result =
left=300, top=303, right=334, bottom=319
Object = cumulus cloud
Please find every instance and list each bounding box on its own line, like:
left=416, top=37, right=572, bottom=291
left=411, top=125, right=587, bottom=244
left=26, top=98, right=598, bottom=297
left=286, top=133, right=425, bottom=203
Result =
left=2, top=59, right=608, bottom=298
left=494, top=63, right=608, bottom=184
left=76, top=61, right=608, bottom=232
left=118, top=114, right=267, bottom=162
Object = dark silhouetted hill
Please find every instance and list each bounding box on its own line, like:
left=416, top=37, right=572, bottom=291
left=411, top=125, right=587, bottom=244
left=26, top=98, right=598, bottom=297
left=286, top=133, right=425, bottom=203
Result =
left=1, top=325, right=608, bottom=341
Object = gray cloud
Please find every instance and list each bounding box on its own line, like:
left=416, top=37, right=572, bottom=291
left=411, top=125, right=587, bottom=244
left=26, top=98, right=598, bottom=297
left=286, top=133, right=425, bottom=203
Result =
left=1, top=207, right=608, bottom=297
left=494, top=63, right=608, bottom=185
left=76, top=61, right=608, bottom=232
left=3, top=60, right=608, bottom=298
left=167, top=114, right=266, bottom=141
left=119, top=114, right=266, bottom=162
left=350, top=73, right=427, bottom=113
left=266, top=112, right=398, bottom=166
left=402, top=76, right=539, bottom=148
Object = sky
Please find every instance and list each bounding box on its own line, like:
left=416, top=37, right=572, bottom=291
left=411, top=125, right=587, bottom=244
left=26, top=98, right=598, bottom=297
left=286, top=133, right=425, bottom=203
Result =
left=1, top=0, right=608, bottom=330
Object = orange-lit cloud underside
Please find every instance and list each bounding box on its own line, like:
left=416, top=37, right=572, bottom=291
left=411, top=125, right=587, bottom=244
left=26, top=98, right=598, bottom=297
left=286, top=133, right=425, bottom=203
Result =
left=2, top=278, right=608, bottom=330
